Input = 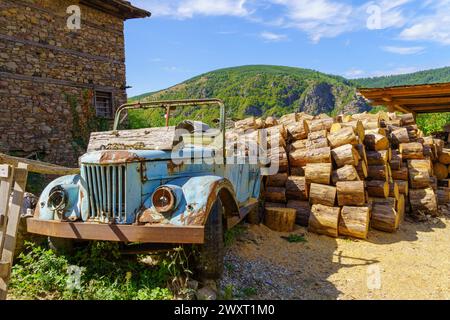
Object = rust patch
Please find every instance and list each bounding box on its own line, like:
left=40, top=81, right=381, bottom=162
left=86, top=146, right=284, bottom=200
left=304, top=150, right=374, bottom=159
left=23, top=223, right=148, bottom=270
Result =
left=167, top=160, right=184, bottom=175
left=138, top=208, right=168, bottom=225
left=99, top=151, right=145, bottom=164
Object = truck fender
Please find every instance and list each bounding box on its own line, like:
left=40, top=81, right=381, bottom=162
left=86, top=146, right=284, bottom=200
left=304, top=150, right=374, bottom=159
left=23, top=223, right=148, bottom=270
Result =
left=168, top=175, right=240, bottom=226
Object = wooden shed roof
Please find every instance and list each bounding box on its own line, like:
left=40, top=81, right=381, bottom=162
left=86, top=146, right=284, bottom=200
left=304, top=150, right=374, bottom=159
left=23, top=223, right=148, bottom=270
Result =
left=359, top=82, right=450, bottom=114
left=81, top=0, right=151, bottom=20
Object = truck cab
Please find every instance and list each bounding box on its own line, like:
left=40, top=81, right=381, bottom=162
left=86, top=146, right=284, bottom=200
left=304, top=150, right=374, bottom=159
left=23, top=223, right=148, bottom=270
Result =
left=27, top=99, right=266, bottom=279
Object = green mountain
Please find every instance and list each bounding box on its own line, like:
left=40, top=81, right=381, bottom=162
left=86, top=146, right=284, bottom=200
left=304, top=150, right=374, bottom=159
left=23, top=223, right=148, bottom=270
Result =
left=131, top=65, right=371, bottom=122
left=354, top=66, right=450, bottom=88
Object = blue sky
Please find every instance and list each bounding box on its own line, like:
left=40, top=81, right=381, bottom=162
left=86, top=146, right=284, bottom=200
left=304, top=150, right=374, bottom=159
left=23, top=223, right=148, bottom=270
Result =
left=125, top=0, right=450, bottom=97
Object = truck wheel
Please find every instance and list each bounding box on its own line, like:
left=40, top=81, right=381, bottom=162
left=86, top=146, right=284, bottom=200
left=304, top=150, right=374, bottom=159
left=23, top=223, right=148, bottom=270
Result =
left=195, top=199, right=225, bottom=280
left=48, top=237, right=74, bottom=255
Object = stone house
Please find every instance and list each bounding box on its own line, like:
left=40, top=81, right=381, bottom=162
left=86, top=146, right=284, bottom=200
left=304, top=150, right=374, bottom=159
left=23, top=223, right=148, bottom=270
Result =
left=0, top=0, right=150, bottom=165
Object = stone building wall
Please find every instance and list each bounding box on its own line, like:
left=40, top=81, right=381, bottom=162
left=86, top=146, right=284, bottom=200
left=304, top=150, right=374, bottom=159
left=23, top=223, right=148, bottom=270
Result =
left=0, top=0, right=129, bottom=166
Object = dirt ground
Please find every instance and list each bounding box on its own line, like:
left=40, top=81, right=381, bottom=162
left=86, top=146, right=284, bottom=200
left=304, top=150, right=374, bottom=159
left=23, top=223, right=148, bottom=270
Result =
left=220, top=215, right=450, bottom=300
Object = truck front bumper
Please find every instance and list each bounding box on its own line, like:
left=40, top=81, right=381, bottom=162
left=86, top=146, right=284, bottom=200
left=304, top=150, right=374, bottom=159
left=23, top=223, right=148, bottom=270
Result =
left=26, top=218, right=205, bottom=244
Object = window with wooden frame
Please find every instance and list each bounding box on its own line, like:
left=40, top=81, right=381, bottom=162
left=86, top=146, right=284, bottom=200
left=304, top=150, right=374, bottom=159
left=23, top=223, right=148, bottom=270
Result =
left=94, top=91, right=114, bottom=119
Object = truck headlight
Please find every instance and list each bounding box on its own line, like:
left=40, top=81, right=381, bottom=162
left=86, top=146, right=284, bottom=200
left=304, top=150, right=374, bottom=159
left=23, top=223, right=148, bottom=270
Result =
left=152, top=186, right=177, bottom=214
left=48, top=186, right=67, bottom=212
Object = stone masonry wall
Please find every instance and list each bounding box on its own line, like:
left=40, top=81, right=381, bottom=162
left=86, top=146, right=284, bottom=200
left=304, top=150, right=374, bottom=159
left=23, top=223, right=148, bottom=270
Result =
left=0, top=0, right=128, bottom=166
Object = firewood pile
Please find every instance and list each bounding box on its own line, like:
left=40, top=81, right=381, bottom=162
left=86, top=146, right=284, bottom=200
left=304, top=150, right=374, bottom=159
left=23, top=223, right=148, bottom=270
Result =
left=231, top=111, right=450, bottom=240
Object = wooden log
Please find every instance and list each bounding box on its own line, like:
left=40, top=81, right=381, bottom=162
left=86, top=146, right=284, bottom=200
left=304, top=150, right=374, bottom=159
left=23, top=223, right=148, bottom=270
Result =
left=367, top=164, right=389, bottom=181
left=439, top=149, right=450, bottom=165
left=264, top=187, right=286, bottom=203
left=400, top=142, right=424, bottom=160
left=430, top=176, right=438, bottom=191
left=286, top=176, right=308, bottom=201
left=309, top=183, right=337, bottom=207
left=371, top=198, right=398, bottom=233
left=434, top=138, right=444, bottom=154
left=279, top=113, right=299, bottom=125
left=336, top=181, right=366, bottom=206
left=264, top=207, right=296, bottom=232
left=331, top=144, right=359, bottom=168
left=396, top=194, right=405, bottom=228
left=255, top=118, right=265, bottom=129
left=235, top=117, right=256, bottom=130
left=409, top=168, right=430, bottom=189
left=390, top=150, right=402, bottom=170
left=327, top=127, right=358, bottom=149
left=399, top=113, right=415, bottom=126
left=366, top=180, right=389, bottom=198
left=434, top=163, right=448, bottom=180
left=367, top=150, right=390, bottom=165
left=407, top=159, right=432, bottom=175
left=265, top=202, right=286, bottom=208
left=305, top=163, right=332, bottom=185
left=286, top=200, right=311, bottom=227
left=409, top=188, right=438, bottom=217
left=365, top=128, right=387, bottom=136
left=339, top=206, right=370, bottom=240
left=308, top=204, right=340, bottom=238
left=267, top=173, right=289, bottom=187
left=289, top=139, right=307, bottom=152
left=363, top=121, right=381, bottom=130
left=356, top=160, right=368, bottom=180
left=391, top=166, right=409, bottom=181
left=438, top=179, right=450, bottom=188
left=436, top=187, right=450, bottom=205
left=394, top=180, right=409, bottom=196
left=265, top=116, right=278, bottom=128
left=305, top=118, right=334, bottom=133
left=290, top=166, right=305, bottom=176
left=267, top=149, right=289, bottom=173
left=332, top=165, right=360, bottom=184
left=306, top=137, right=329, bottom=149
left=388, top=182, right=400, bottom=200
left=354, top=144, right=368, bottom=164
left=286, top=121, right=309, bottom=141
left=340, top=120, right=365, bottom=141
left=364, top=133, right=389, bottom=151
left=308, top=130, right=328, bottom=141
left=289, top=147, right=331, bottom=167
left=391, top=127, right=410, bottom=145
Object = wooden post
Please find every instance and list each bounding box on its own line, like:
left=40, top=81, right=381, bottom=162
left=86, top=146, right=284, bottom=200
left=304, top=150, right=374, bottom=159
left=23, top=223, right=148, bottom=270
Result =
left=0, top=163, right=28, bottom=300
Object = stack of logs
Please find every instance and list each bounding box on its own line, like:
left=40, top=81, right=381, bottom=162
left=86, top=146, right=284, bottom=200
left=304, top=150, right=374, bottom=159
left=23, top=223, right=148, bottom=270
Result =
left=231, top=110, right=449, bottom=240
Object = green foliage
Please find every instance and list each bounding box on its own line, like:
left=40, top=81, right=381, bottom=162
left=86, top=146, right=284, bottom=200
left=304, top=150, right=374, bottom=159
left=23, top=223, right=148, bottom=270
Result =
left=224, top=224, right=247, bottom=247
left=416, top=112, right=450, bottom=135
left=10, top=242, right=177, bottom=300
left=240, top=287, right=257, bottom=297
left=353, top=66, right=450, bottom=88
left=284, top=234, right=307, bottom=243
left=220, top=284, right=235, bottom=300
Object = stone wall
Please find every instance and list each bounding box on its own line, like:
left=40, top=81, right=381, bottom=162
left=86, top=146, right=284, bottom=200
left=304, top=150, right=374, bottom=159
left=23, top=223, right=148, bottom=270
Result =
left=0, top=0, right=128, bottom=166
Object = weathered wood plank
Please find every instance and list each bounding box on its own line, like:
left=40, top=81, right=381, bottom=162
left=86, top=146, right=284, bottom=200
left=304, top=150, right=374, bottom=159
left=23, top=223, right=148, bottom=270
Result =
left=0, top=153, right=79, bottom=175
left=0, top=165, right=14, bottom=247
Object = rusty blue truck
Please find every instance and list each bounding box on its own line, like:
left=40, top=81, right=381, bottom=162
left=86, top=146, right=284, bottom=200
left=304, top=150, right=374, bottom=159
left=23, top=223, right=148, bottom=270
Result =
left=27, top=99, right=266, bottom=279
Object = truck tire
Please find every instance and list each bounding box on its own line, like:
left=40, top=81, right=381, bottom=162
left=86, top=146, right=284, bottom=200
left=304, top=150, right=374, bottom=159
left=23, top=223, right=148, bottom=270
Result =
left=48, top=237, right=74, bottom=255
left=195, top=199, right=224, bottom=280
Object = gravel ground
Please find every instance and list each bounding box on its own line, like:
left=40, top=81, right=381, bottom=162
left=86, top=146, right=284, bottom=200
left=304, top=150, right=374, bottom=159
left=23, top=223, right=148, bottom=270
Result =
left=220, top=214, right=450, bottom=300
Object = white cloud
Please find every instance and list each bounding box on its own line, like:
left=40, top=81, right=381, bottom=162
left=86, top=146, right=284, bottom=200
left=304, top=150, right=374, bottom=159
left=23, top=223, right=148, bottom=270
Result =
left=345, top=68, right=366, bottom=78
left=371, top=66, right=420, bottom=77
left=131, top=0, right=249, bottom=19
left=382, top=46, right=425, bottom=54
left=260, top=31, right=288, bottom=42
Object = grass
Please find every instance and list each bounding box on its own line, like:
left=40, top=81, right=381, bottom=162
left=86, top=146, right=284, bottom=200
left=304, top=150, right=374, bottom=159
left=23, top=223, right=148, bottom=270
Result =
left=224, top=224, right=247, bottom=247
left=283, top=234, right=308, bottom=243
left=9, top=241, right=196, bottom=300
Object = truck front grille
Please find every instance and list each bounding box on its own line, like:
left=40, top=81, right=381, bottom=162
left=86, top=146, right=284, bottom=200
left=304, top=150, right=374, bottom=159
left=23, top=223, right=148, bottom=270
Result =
left=83, top=165, right=127, bottom=224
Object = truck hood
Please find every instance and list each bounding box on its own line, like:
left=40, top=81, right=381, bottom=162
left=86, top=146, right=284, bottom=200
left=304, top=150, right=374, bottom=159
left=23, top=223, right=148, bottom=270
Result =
left=80, top=146, right=218, bottom=165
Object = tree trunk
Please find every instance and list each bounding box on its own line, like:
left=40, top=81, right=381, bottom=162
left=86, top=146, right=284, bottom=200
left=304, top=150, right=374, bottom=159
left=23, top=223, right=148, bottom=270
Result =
left=371, top=198, right=398, bottom=233
left=367, top=150, right=390, bottom=165
left=400, top=142, right=424, bottom=160
left=339, top=206, right=370, bottom=240
left=264, top=207, right=296, bottom=232
left=305, top=163, right=332, bottom=185
left=394, top=180, right=409, bottom=195
left=336, top=181, right=366, bottom=206
left=366, top=180, right=389, bottom=198
left=286, top=200, right=311, bottom=227
left=367, top=164, right=389, bottom=181
left=364, top=133, right=389, bottom=151
left=327, top=127, right=358, bottom=149
left=332, top=165, right=360, bottom=184
left=331, top=144, right=359, bottom=167
left=308, top=204, right=340, bottom=238
left=290, top=147, right=331, bottom=167
left=286, top=176, right=308, bottom=201
left=409, top=188, right=438, bottom=217
left=264, top=187, right=286, bottom=203
left=267, top=173, right=289, bottom=187
left=309, top=183, right=337, bottom=207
